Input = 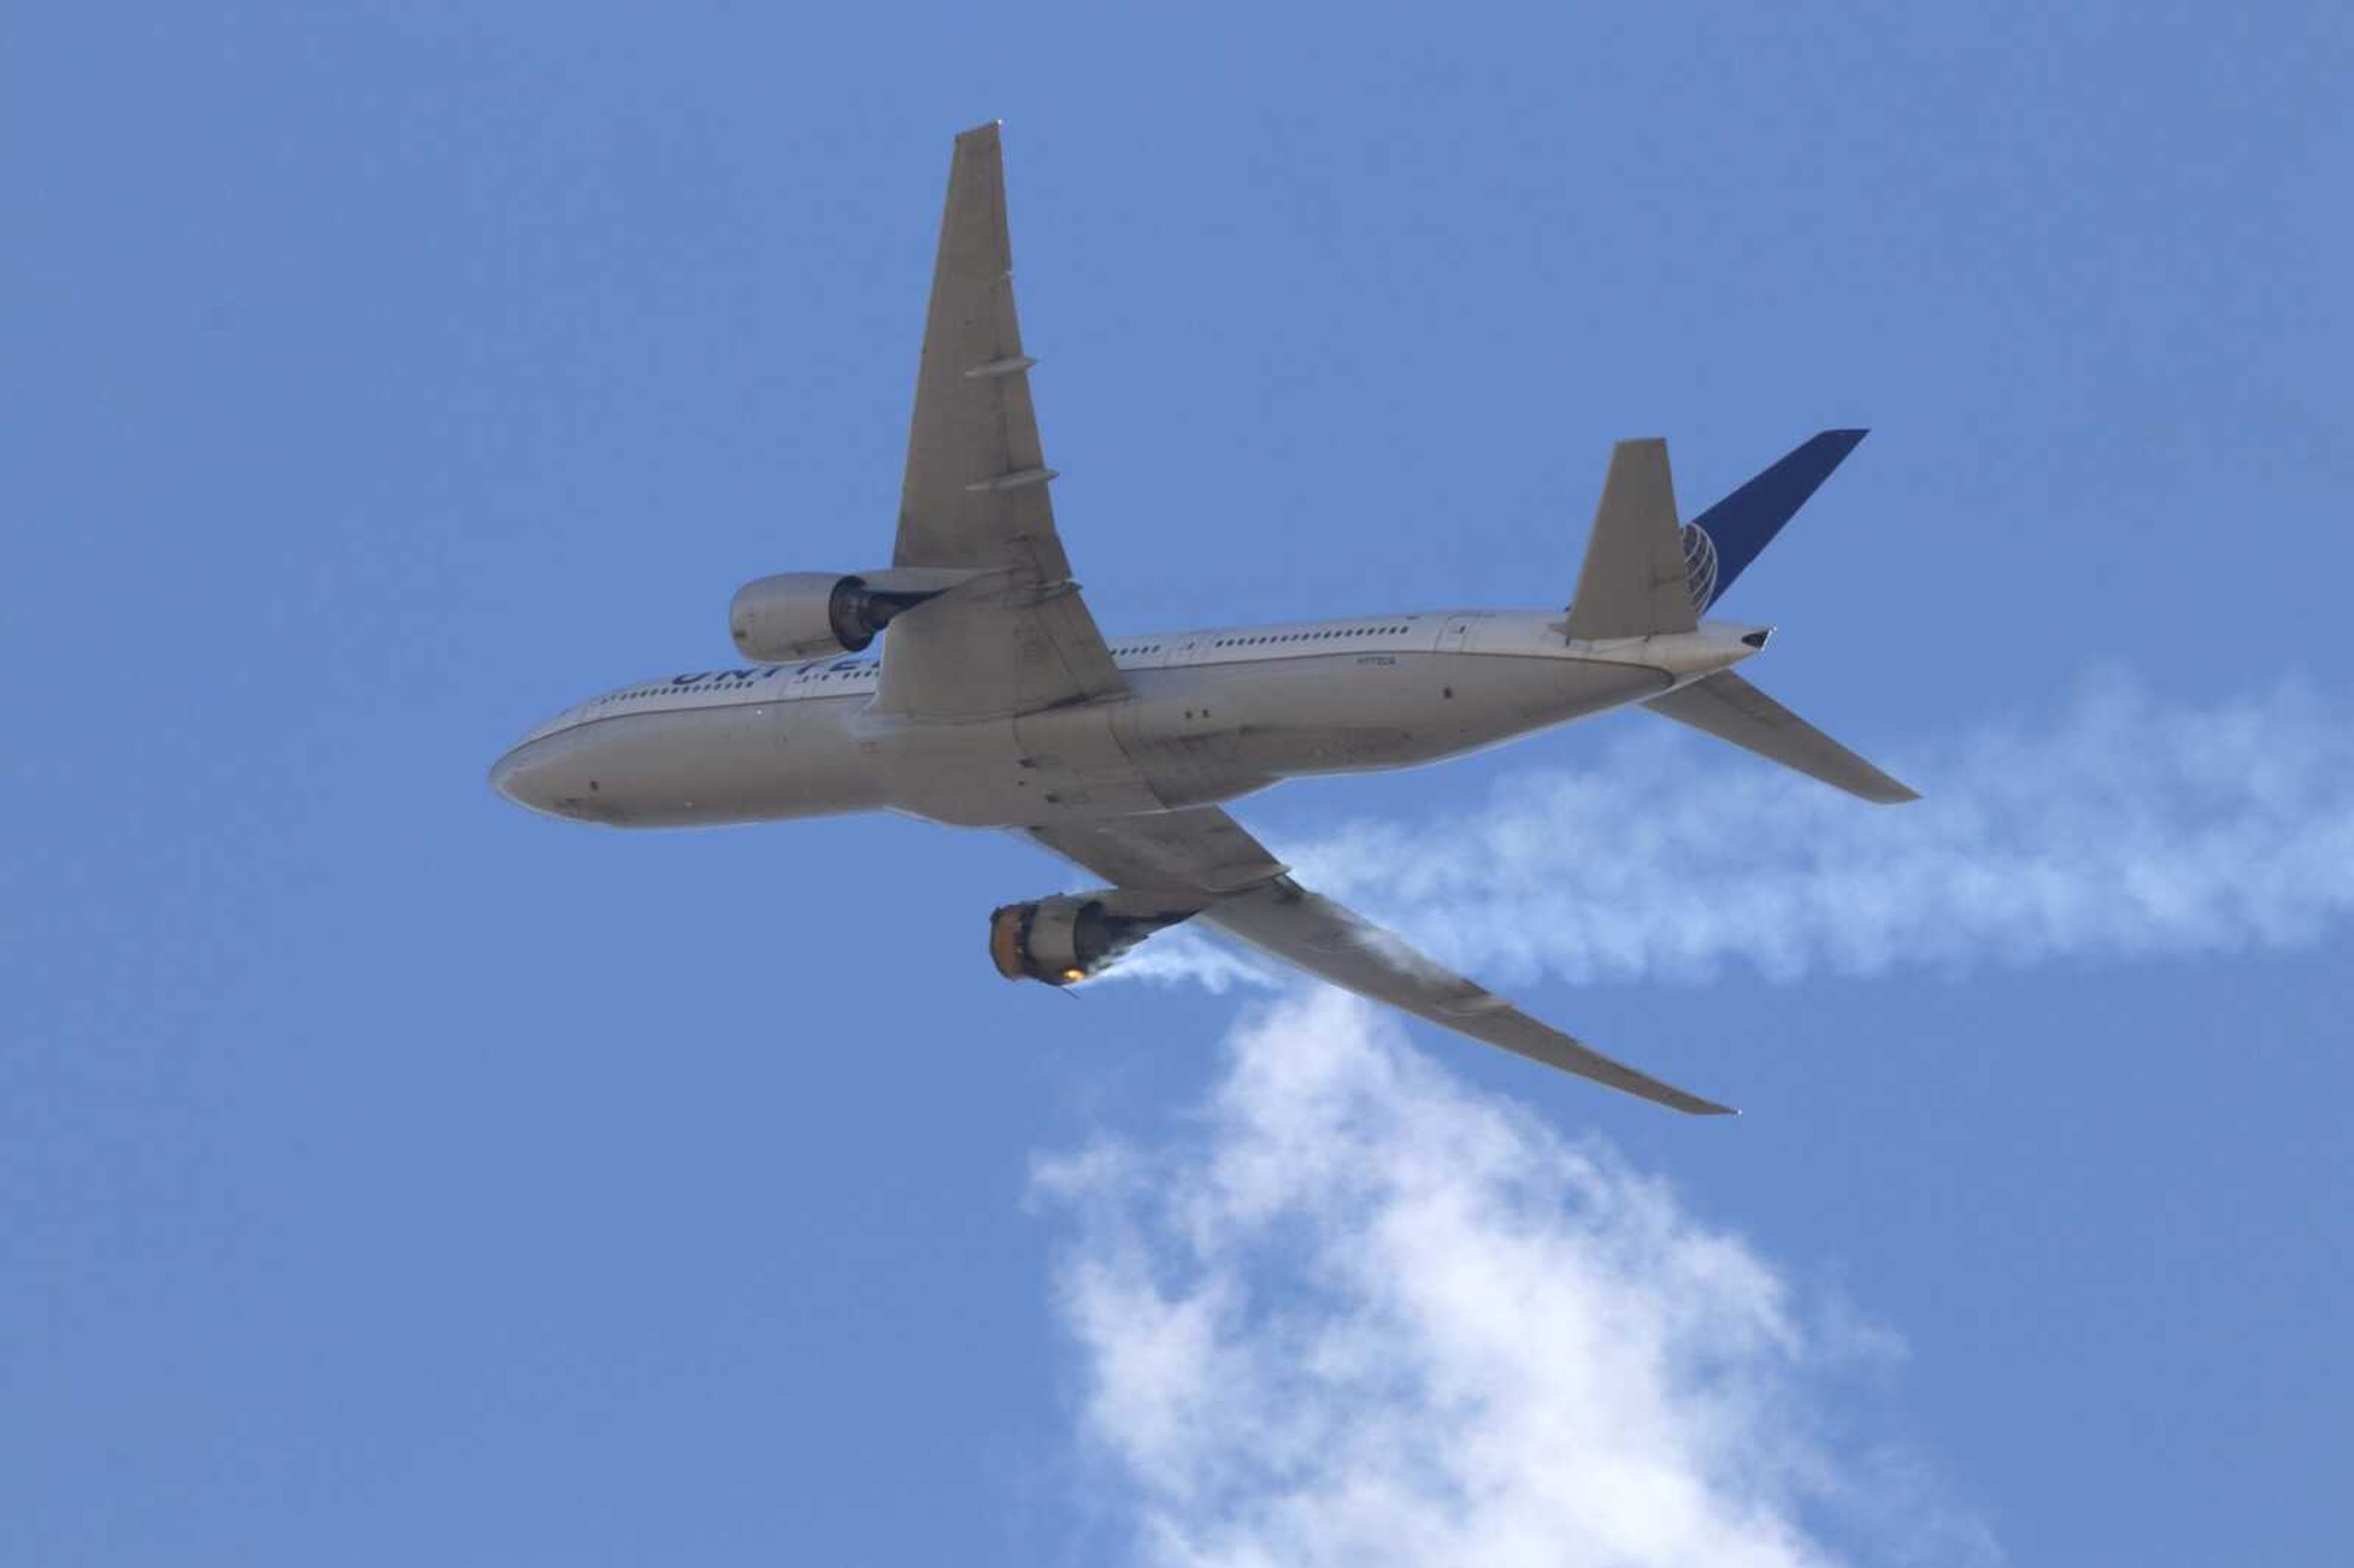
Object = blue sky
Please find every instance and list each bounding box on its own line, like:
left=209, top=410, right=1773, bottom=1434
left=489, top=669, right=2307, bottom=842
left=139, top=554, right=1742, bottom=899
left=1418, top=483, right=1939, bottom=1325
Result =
left=6, top=4, right=2350, bottom=1564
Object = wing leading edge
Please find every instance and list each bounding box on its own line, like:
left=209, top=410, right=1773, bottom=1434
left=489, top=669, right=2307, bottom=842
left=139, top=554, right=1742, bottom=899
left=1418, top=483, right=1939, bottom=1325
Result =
left=875, top=123, right=1126, bottom=722
left=1027, top=809, right=1735, bottom=1116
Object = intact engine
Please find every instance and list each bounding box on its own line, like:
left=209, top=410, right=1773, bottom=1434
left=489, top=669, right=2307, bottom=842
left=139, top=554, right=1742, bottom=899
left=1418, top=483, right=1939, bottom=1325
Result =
left=728, top=571, right=964, bottom=662
left=988, top=891, right=1205, bottom=986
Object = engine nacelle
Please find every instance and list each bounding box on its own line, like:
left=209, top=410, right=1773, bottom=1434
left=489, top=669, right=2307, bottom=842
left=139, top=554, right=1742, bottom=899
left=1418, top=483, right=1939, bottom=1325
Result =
left=727, top=573, right=882, bottom=661
left=988, top=891, right=1206, bottom=985
left=728, top=567, right=983, bottom=662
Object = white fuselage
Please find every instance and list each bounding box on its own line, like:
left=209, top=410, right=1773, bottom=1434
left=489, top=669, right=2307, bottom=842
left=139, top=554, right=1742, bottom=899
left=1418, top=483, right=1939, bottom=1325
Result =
left=490, top=610, right=1766, bottom=829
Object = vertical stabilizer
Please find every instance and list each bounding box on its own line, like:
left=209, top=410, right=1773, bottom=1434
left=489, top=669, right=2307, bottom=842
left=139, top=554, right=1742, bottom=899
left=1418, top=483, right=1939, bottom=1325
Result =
left=1685, top=429, right=1868, bottom=609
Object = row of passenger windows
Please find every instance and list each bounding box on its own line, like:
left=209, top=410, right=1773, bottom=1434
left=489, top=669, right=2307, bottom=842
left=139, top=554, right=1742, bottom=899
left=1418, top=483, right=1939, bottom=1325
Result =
left=1212, top=625, right=1409, bottom=649
left=589, top=627, right=1403, bottom=708
left=593, top=667, right=866, bottom=706
left=595, top=684, right=763, bottom=706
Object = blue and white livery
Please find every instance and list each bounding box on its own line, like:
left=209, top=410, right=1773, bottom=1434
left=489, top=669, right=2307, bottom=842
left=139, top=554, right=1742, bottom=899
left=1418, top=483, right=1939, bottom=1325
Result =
left=491, top=124, right=1913, bottom=1114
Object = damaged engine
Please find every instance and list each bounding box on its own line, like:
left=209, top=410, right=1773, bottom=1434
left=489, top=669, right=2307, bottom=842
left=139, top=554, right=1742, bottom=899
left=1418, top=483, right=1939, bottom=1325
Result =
left=988, top=891, right=1206, bottom=985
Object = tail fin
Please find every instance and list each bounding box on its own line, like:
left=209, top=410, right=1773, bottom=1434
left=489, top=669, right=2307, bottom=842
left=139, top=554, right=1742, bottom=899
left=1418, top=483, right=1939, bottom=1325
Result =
left=1564, top=438, right=1699, bottom=641
left=1646, top=671, right=1918, bottom=804
left=1685, top=429, right=1868, bottom=610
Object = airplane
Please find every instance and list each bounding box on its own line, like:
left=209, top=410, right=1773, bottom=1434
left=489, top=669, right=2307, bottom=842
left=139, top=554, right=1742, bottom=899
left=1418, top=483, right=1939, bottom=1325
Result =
left=489, top=123, right=1916, bottom=1116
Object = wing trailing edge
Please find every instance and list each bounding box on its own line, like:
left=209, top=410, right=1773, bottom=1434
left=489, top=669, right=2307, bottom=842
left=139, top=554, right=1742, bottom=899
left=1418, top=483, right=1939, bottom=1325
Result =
left=1025, top=808, right=1735, bottom=1115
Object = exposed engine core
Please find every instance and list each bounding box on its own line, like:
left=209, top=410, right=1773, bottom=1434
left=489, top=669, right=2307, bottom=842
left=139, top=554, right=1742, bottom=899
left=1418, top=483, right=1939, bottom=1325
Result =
left=988, top=891, right=1204, bottom=985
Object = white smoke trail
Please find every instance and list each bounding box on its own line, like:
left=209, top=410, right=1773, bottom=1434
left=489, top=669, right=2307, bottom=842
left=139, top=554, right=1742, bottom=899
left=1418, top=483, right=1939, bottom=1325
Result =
left=1108, top=672, right=2353, bottom=991
left=1096, top=929, right=1276, bottom=992
left=1019, top=679, right=2296, bottom=1562
left=1033, top=990, right=2003, bottom=1567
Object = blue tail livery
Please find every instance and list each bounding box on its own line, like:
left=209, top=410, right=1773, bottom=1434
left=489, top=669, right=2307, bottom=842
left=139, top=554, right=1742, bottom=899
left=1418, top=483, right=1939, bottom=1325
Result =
left=1684, top=428, right=1868, bottom=610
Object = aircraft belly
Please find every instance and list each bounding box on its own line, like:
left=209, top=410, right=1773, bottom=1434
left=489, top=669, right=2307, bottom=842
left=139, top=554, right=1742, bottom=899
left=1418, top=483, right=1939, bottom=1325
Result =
left=1108, top=672, right=1276, bottom=811
left=527, top=701, right=887, bottom=826
left=1482, top=652, right=1670, bottom=727
left=881, top=702, right=1173, bottom=826
left=847, top=648, right=1670, bottom=825
left=1015, top=702, right=1168, bottom=816
left=1227, top=652, right=1669, bottom=776
left=863, top=715, right=1005, bottom=826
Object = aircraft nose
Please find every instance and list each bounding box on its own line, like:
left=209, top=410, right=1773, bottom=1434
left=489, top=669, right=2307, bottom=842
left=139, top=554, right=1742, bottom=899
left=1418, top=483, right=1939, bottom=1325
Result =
left=489, top=730, right=618, bottom=823
left=488, top=745, right=530, bottom=805
left=489, top=740, right=560, bottom=815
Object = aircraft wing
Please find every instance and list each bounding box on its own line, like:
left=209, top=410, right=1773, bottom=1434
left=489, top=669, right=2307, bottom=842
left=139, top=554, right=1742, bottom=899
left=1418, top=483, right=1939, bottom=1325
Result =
left=1026, top=808, right=1735, bottom=1115
left=874, top=123, right=1127, bottom=722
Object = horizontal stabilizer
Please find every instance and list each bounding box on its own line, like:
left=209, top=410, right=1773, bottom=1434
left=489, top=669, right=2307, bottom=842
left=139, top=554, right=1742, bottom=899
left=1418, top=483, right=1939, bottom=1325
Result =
left=1645, top=671, right=1918, bottom=804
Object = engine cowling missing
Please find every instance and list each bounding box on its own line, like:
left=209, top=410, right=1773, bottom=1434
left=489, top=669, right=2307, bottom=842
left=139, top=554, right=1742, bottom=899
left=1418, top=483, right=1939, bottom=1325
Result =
left=988, top=890, right=1208, bottom=985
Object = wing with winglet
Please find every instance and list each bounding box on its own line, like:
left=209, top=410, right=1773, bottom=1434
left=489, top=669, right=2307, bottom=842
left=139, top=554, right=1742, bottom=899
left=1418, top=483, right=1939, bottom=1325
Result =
left=873, top=123, right=1126, bottom=723
left=1024, top=807, right=1735, bottom=1116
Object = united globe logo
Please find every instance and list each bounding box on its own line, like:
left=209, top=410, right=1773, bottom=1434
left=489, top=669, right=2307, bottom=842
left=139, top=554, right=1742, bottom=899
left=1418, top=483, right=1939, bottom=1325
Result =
left=1680, top=522, right=1720, bottom=613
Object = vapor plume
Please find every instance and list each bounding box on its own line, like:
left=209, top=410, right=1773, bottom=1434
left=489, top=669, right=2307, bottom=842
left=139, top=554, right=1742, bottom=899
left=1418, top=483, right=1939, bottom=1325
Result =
left=1033, top=991, right=2002, bottom=1567
left=1114, top=673, right=2352, bottom=992
left=1031, top=672, right=2337, bottom=1562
